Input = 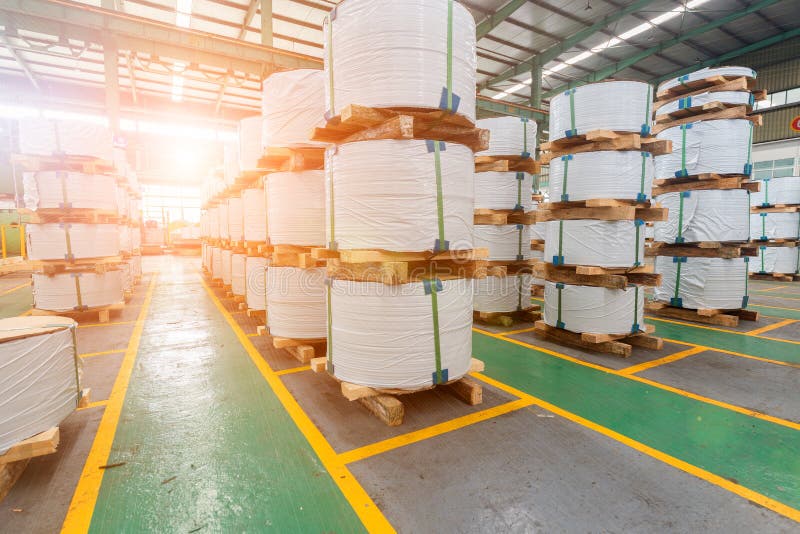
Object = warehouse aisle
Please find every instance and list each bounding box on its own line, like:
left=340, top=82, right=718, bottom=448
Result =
left=78, top=259, right=365, bottom=532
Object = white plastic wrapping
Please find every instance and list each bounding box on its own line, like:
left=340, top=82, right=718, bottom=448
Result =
left=208, top=207, right=220, bottom=240
left=750, top=176, right=800, bottom=207
left=655, top=119, right=753, bottom=179
left=324, top=0, right=476, bottom=122
left=654, top=189, right=750, bottom=243
left=228, top=197, right=244, bottom=242
left=474, top=172, right=533, bottom=211
left=211, top=246, right=222, bottom=280
left=18, top=118, right=114, bottom=160
left=261, top=69, right=326, bottom=148
left=223, top=143, right=240, bottom=185
left=242, top=188, right=267, bottom=242
left=239, top=116, right=264, bottom=171
left=23, top=172, right=118, bottom=212
left=657, top=66, right=756, bottom=93
left=119, top=225, right=132, bottom=253
left=218, top=202, right=229, bottom=240
left=655, top=256, right=749, bottom=309
left=267, top=171, right=326, bottom=246
left=658, top=90, right=753, bottom=115
left=33, top=270, right=124, bottom=311
left=473, top=224, right=532, bottom=261
left=473, top=274, right=532, bottom=313
left=548, top=151, right=655, bottom=202
left=232, top=253, right=247, bottom=296
left=130, top=254, right=142, bottom=279
left=131, top=225, right=141, bottom=252
left=221, top=249, right=232, bottom=286
left=328, top=278, right=473, bottom=390
left=327, top=140, right=474, bottom=251
left=115, top=187, right=129, bottom=219
left=266, top=267, right=326, bottom=338
left=0, top=317, right=80, bottom=454
left=549, top=81, right=652, bottom=141
left=544, top=219, right=645, bottom=267
left=476, top=117, right=536, bottom=156
left=245, top=256, right=268, bottom=311
left=543, top=282, right=644, bottom=335
left=750, top=212, right=800, bottom=241
left=26, top=223, right=120, bottom=261
left=750, top=246, right=799, bottom=274
left=119, top=262, right=133, bottom=293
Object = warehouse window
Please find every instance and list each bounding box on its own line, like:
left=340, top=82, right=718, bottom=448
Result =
left=754, top=86, right=800, bottom=110
left=141, top=185, right=201, bottom=224
left=753, top=158, right=796, bottom=180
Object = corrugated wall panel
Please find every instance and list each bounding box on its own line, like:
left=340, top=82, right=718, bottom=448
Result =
left=737, top=37, right=800, bottom=93
left=755, top=104, right=800, bottom=144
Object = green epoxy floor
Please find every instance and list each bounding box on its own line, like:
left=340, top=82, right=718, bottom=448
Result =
left=0, top=259, right=799, bottom=531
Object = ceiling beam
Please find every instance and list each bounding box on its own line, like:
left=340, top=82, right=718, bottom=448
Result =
left=0, top=33, right=40, bottom=90
left=542, top=0, right=784, bottom=99
left=476, top=95, right=547, bottom=122
left=475, top=0, right=527, bottom=40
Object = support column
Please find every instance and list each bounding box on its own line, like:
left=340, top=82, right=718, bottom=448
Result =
left=103, top=36, right=121, bottom=135
left=260, top=0, right=273, bottom=46
left=529, top=56, right=542, bottom=109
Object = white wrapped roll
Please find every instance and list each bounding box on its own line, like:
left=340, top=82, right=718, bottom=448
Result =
left=119, top=225, right=131, bottom=253
left=328, top=278, right=472, bottom=390
left=549, top=151, right=654, bottom=202
left=266, top=267, right=326, bottom=339
left=232, top=253, right=247, bottom=296
left=221, top=249, right=232, bottom=286
left=208, top=207, right=220, bottom=240
left=655, top=256, right=749, bottom=310
left=544, top=282, right=644, bottom=335
left=750, top=176, right=800, bottom=207
left=239, top=116, right=264, bottom=170
left=544, top=219, right=645, bottom=267
left=23, top=172, right=118, bottom=212
left=130, top=254, right=142, bottom=279
left=530, top=223, right=546, bottom=241
left=261, top=69, right=326, bottom=148
left=476, top=117, right=536, bottom=156
left=328, top=140, right=473, bottom=251
left=658, top=90, right=753, bottom=115
left=202, top=244, right=209, bottom=270
left=211, top=247, right=222, bottom=280
left=0, top=317, right=80, bottom=454
left=657, top=66, right=756, bottom=93
left=33, top=270, right=124, bottom=311
left=18, top=118, right=113, bottom=160
left=116, top=187, right=129, bottom=219
left=131, top=226, right=141, bottom=252
left=119, top=262, right=132, bottom=293
left=242, top=188, right=267, bottom=242
left=750, top=212, right=800, bottom=241
left=245, top=256, right=268, bottom=311
left=324, top=0, right=476, bottom=122
left=474, top=172, right=533, bottom=211
left=474, top=224, right=532, bottom=261
left=549, top=81, right=652, bottom=141
left=26, top=223, right=120, bottom=260
left=218, top=202, right=229, bottom=240
left=267, top=171, right=326, bottom=246
left=750, top=246, right=799, bottom=274
left=223, top=143, right=240, bottom=186
left=655, top=119, right=753, bottom=179
left=654, top=189, right=750, bottom=243
left=228, top=197, right=244, bottom=242
left=473, top=274, right=532, bottom=313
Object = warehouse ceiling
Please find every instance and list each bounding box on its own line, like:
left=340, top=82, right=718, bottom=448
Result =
left=0, top=0, right=798, bottom=123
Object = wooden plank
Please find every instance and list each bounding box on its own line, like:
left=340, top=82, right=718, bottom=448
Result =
left=533, top=321, right=633, bottom=358
left=534, top=205, right=667, bottom=222
left=0, top=459, right=31, bottom=503
left=273, top=337, right=326, bottom=349
left=646, top=243, right=758, bottom=259
left=654, top=77, right=752, bottom=109
left=645, top=302, right=739, bottom=327
left=357, top=395, right=405, bottom=426
left=0, top=428, right=60, bottom=465
left=309, top=357, right=327, bottom=373
left=441, top=377, right=482, bottom=406
left=652, top=176, right=759, bottom=195
left=651, top=105, right=761, bottom=135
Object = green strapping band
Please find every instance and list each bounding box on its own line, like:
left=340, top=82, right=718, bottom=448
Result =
left=762, top=214, right=766, bottom=240
left=74, top=275, right=83, bottom=310
left=673, top=261, right=682, bottom=302
left=681, top=126, right=688, bottom=173
left=569, top=90, right=576, bottom=134
left=445, top=0, right=454, bottom=111
left=764, top=179, right=770, bottom=205
left=557, top=284, right=563, bottom=325
left=429, top=280, right=443, bottom=384
left=517, top=274, right=523, bottom=311
left=516, top=176, right=522, bottom=209
left=326, top=15, right=335, bottom=115
left=70, top=326, right=81, bottom=399
left=558, top=220, right=564, bottom=263
left=644, top=85, right=652, bottom=131
left=639, top=152, right=647, bottom=196
left=761, top=247, right=765, bottom=272
left=676, top=193, right=686, bottom=243
left=63, top=225, right=74, bottom=261
left=60, top=172, right=69, bottom=208
left=634, top=222, right=641, bottom=266
left=517, top=225, right=523, bottom=258
left=434, top=142, right=446, bottom=247
left=326, top=284, right=333, bottom=371
left=328, top=154, right=336, bottom=248
left=746, top=122, right=753, bottom=167
left=522, top=120, right=527, bottom=153
left=562, top=157, right=569, bottom=198
left=633, top=285, right=640, bottom=330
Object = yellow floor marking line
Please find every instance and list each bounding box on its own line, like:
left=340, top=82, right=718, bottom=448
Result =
left=746, top=318, right=797, bottom=336
left=618, top=347, right=708, bottom=375
left=338, top=398, right=534, bottom=465
left=647, top=316, right=800, bottom=345
left=499, top=326, right=538, bottom=336
left=79, top=349, right=126, bottom=359
left=756, top=293, right=800, bottom=301
left=246, top=332, right=260, bottom=337
left=750, top=302, right=800, bottom=313
left=77, top=400, right=109, bottom=411
left=200, top=275, right=395, bottom=534
left=78, top=320, right=137, bottom=329
left=475, top=327, right=800, bottom=432
left=19, top=308, right=32, bottom=316
left=61, top=274, right=158, bottom=534
left=755, top=285, right=789, bottom=292
left=663, top=338, right=800, bottom=370
left=0, top=280, right=31, bottom=296
left=471, top=371, right=800, bottom=524
left=275, top=365, right=311, bottom=376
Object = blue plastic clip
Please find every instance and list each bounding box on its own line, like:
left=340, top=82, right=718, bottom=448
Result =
left=433, top=238, right=450, bottom=252
left=513, top=203, right=524, bottom=211
left=565, top=129, right=578, bottom=138
left=681, top=191, right=691, bottom=198
left=552, top=256, right=564, bottom=265
left=560, top=193, right=569, bottom=202
left=681, top=123, right=693, bottom=130
left=630, top=323, right=640, bottom=334
left=555, top=282, right=565, bottom=289
left=556, top=321, right=566, bottom=329
left=516, top=172, right=525, bottom=181
left=432, top=368, right=450, bottom=385
left=520, top=150, right=531, bottom=159
left=425, top=140, right=446, bottom=153
left=438, top=87, right=461, bottom=113
left=670, top=297, right=683, bottom=307
left=640, top=124, right=651, bottom=136
left=423, top=278, right=443, bottom=295
left=672, top=256, right=687, bottom=263
left=634, top=219, right=645, bottom=227
left=675, top=169, right=689, bottom=178
left=743, top=163, right=753, bottom=175
left=742, top=296, right=749, bottom=307
left=636, top=192, right=648, bottom=202
left=561, top=154, right=573, bottom=162
left=328, top=240, right=338, bottom=250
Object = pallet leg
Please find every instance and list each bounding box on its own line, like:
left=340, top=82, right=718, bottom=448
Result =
left=98, top=309, right=110, bottom=323
left=0, top=459, right=30, bottom=503
left=442, top=377, right=483, bottom=406
left=357, top=395, right=404, bottom=426
left=285, top=345, right=315, bottom=364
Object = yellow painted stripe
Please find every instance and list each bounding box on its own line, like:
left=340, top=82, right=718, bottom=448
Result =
left=618, top=347, right=707, bottom=375
left=755, top=285, right=789, bottom=292
left=275, top=365, right=311, bottom=376
left=757, top=293, right=800, bottom=301
left=746, top=318, right=797, bottom=336
left=61, top=274, right=158, bottom=533
left=478, top=327, right=800, bottom=431
left=499, top=326, right=538, bottom=336
left=338, top=398, right=534, bottom=465
left=0, top=280, right=31, bottom=296
left=663, top=338, right=800, bottom=370
left=247, top=332, right=260, bottom=337
left=471, top=371, right=800, bottom=524
left=750, top=303, right=800, bottom=313
left=647, top=316, right=800, bottom=346
left=80, top=349, right=126, bottom=359
left=78, top=400, right=109, bottom=411
left=199, top=275, right=395, bottom=533
left=19, top=308, right=33, bottom=317
left=78, top=320, right=136, bottom=329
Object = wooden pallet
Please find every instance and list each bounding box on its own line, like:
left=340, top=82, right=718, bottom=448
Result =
left=486, top=259, right=539, bottom=277
left=474, top=306, right=541, bottom=327
left=474, top=208, right=536, bottom=225
left=651, top=105, right=762, bottom=135
left=750, top=205, right=800, bottom=214
left=245, top=307, right=267, bottom=323
left=750, top=239, right=798, bottom=248
left=534, top=200, right=667, bottom=223
left=531, top=284, right=544, bottom=297
left=749, top=272, right=800, bottom=282
left=530, top=239, right=545, bottom=252
left=18, top=208, right=122, bottom=224
left=257, top=146, right=325, bottom=172
left=311, top=104, right=489, bottom=152
left=309, top=358, right=485, bottom=426
left=29, top=256, right=123, bottom=275
left=652, top=174, right=759, bottom=195
left=540, top=130, right=672, bottom=163
left=31, top=302, right=124, bottom=323
left=646, top=301, right=759, bottom=327
left=535, top=263, right=660, bottom=289
left=646, top=241, right=758, bottom=259
left=0, top=427, right=60, bottom=503
left=11, top=153, right=115, bottom=174
left=268, top=244, right=326, bottom=268
left=534, top=321, right=662, bottom=357
left=475, top=155, right=540, bottom=174
left=271, top=336, right=327, bottom=364
left=0, top=257, right=30, bottom=275
left=655, top=101, right=752, bottom=124
left=655, top=75, right=757, bottom=103
left=316, top=248, right=488, bottom=284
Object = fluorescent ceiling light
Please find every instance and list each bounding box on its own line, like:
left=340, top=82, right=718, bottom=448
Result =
left=171, top=74, right=185, bottom=102
left=176, top=0, right=192, bottom=28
